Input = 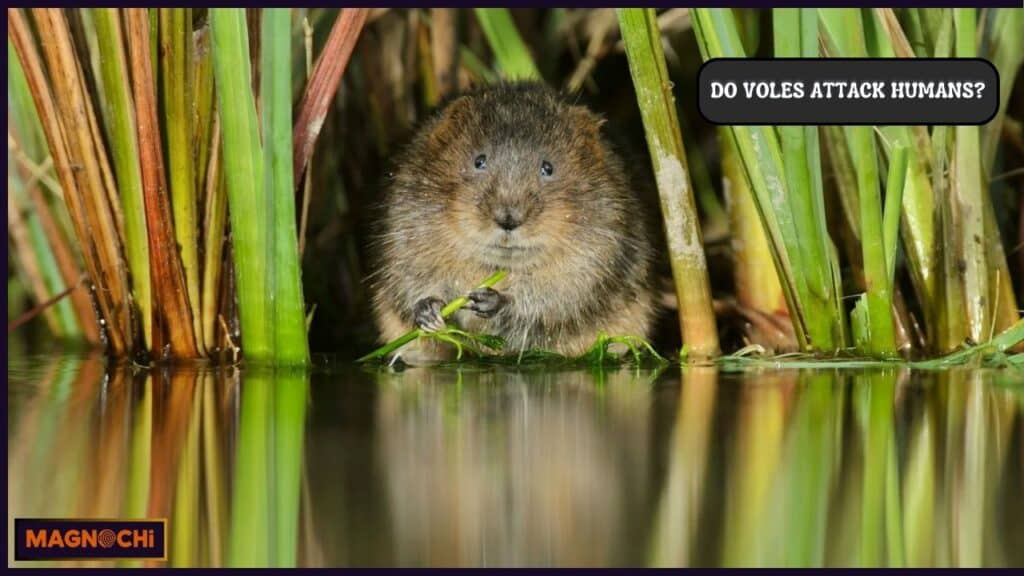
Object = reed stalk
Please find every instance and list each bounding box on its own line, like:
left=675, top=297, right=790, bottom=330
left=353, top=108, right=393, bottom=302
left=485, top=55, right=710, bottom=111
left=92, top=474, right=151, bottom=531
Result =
left=126, top=8, right=200, bottom=358
left=212, top=8, right=271, bottom=361
left=773, top=8, right=846, bottom=351
left=953, top=8, right=990, bottom=344
left=982, top=9, right=1024, bottom=172
left=865, top=9, right=942, bottom=346
left=211, top=8, right=311, bottom=365
left=161, top=8, right=203, bottom=350
left=429, top=9, right=458, bottom=98
left=92, top=8, right=153, bottom=348
left=883, top=146, right=909, bottom=287
left=619, top=7, right=719, bottom=358
left=7, top=183, right=69, bottom=336
left=263, top=8, right=309, bottom=365
left=819, top=8, right=896, bottom=355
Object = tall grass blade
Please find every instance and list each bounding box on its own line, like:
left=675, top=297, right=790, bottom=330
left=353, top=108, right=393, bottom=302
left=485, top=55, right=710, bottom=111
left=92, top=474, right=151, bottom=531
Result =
left=821, top=8, right=897, bottom=356
left=866, top=9, right=942, bottom=347
left=474, top=8, right=541, bottom=80
left=263, top=8, right=309, bottom=365
left=201, top=122, right=228, bottom=353
left=953, top=8, right=990, bottom=343
left=92, top=8, right=153, bottom=348
left=619, top=7, right=719, bottom=357
left=212, top=8, right=271, bottom=361
left=774, top=8, right=845, bottom=350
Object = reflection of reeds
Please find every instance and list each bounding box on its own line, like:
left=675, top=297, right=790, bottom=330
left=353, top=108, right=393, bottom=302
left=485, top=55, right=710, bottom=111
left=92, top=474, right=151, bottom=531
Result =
left=8, top=359, right=310, bottom=568
left=648, top=366, right=716, bottom=566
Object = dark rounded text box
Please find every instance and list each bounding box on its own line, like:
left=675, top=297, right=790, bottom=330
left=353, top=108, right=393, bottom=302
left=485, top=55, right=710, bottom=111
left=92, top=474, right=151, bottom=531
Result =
left=698, top=58, right=999, bottom=126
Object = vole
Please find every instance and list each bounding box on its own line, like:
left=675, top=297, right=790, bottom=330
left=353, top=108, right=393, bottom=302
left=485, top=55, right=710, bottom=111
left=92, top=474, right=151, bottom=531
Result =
left=371, top=82, right=656, bottom=364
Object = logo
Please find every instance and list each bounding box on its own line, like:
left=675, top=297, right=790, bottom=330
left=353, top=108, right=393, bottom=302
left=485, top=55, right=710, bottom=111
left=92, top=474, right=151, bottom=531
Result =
left=15, top=519, right=167, bottom=561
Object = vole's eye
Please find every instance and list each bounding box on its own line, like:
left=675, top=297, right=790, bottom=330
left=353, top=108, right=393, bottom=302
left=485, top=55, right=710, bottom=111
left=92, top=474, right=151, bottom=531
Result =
left=474, top=154, right=488, bottom=170
left=540, top=160, right=554, bottom=178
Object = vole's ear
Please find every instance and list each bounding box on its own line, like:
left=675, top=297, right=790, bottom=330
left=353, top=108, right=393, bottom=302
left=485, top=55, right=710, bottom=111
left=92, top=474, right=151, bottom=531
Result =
left=567, top=105, right=607, bottom=137
left=426, top=95, right=473, bottom=148
left=436, top=94, right=473, bottom=124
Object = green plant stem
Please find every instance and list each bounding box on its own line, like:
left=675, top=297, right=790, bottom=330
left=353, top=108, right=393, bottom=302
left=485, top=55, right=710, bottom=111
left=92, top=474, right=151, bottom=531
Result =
left=92, top=8, right=152, bottom=348
left=211, top=8, right=270, bottom=360
left=954, top=8, right=989, bottom=343
left=161, top=8, right=202, bottom=350
left=619, top=7, right=720, bottom=358
left=357, top=270, right=507, bottom=362
left=823, top=8, right=896, bottom=356
left=774, top=8, right=844, bottom=351
left=263, top=8, right=309, bottom=365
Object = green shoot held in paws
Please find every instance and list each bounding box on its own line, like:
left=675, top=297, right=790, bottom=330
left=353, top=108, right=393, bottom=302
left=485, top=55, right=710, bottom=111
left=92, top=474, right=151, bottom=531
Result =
left=357, top=270, right=667, bottom=365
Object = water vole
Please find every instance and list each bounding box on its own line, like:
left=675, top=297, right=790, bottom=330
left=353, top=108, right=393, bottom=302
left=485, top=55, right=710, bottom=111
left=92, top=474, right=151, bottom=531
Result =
left=371, top=82, right=656, bottom=363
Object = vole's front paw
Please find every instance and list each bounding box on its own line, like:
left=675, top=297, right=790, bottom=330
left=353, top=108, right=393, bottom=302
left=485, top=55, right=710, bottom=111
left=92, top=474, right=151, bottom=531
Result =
left=413, top=297, right=446, bottom=332
left=466, top=287, right=507, bottom=318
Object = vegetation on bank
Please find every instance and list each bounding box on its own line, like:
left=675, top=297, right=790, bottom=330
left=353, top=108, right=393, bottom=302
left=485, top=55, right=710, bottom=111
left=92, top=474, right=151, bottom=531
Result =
left=7, top=8, right=1024, bottom=364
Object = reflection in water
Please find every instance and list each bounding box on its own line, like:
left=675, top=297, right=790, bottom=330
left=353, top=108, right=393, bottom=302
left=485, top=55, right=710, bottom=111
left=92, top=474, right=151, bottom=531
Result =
left=7, top=355, right=1024, bottom=567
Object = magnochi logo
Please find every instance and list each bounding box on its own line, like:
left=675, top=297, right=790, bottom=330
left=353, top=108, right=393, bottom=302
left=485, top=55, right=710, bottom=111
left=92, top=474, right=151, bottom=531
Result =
left=15, top=519, right=166, bottom=561
left=24, top=527, right=156, bottom=549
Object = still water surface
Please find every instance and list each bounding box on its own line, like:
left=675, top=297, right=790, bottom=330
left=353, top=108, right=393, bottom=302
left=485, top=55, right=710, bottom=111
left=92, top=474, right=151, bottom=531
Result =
left=7, top=354, right=1024, bottom=567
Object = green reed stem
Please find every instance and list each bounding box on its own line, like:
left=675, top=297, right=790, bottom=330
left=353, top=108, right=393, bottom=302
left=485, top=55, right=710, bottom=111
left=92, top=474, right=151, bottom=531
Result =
left=263, top=8, right=310, bottom=365
left=954, top=8, right=990, bottom=344
left=774, top=8, right=845, bottom=350
left=211, top=8, right=271, bottom=360
left=822, top=8, right=896, bottom=356
left=619, top=7, right=720, bottom=358
left=161, top=8, right=202, bottom=348
left=92, top=8, right=152, bottom=347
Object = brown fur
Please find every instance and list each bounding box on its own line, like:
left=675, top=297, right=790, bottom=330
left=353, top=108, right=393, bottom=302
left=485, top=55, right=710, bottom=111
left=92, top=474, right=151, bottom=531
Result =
left=370, top=83, right=656, bottom=363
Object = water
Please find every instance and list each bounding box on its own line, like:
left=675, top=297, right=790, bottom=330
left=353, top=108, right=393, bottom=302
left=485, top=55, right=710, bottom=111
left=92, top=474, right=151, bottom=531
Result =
left=7, top=354, right=1024, bottom=567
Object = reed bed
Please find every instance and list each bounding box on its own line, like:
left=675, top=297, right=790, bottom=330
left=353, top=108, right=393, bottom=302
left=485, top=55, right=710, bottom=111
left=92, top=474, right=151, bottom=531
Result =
left=7, top=8, right=1024, bottom=362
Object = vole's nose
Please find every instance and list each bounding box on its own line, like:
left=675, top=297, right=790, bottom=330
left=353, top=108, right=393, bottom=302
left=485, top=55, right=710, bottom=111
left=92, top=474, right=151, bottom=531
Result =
left=495, top=210, right=522, bottom=231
